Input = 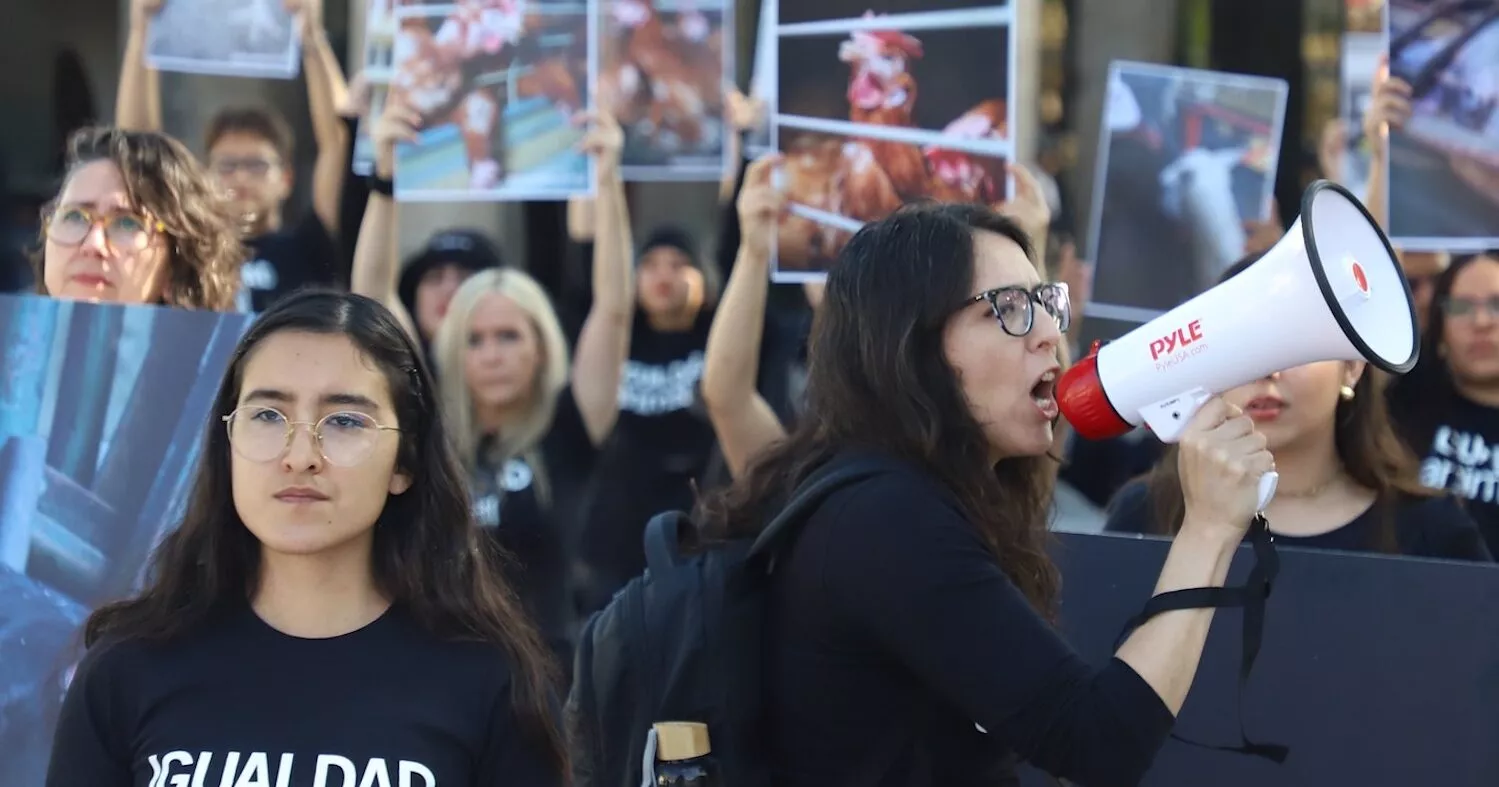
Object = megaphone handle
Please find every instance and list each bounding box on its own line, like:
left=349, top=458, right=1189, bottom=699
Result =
left=1257, top=471, right=1279, bottom=514
left=1137, top=387, right=1214, bottom=443
left=1140, top=390, right=1279, bottom=514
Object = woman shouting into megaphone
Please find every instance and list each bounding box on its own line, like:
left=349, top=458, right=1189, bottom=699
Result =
left=695, top=203, right=1295, bottom=787
left=1105, top=252, right=1490, bottom=563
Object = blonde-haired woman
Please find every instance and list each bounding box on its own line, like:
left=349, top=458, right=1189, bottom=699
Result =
left=437, top=269, right=573, bottom=472
left=418, top=115, right=633, bottom=672
left=433, top=268, right=594, bottom=669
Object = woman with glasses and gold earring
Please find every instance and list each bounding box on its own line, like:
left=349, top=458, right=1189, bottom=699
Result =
left=1105, top=252, right=1491, bottom=561
left=44, top=290, right=566, bottom=787
left=34, top=126, right=243, bottom=310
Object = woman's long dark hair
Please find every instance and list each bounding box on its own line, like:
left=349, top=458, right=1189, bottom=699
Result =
left=696, top=202, right=1061, bottom=616
left=1143, top=253, right=1433, bottom=551
left=1386, top=250, right=1499, bottom=453
left=80, top=290, right=567, bottom=776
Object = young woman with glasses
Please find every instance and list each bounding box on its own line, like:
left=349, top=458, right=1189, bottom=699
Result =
left=35, top=126, right=243, bottom=310
left=1387, top=250, right=1499, bottom=557
left=700, top=157, right=1057, bottom=482
left=694, top=203, right=1275, bottom=786
left=44, top=290, right=565, bottom=787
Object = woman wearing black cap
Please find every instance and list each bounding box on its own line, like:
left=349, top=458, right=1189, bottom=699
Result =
left=397, top=228, right=505, bottom=352
left=348, top=93, right=506, bottom=363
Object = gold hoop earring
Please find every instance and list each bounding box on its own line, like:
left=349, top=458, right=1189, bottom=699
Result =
left=1339, top=385, right=1356, bottom=401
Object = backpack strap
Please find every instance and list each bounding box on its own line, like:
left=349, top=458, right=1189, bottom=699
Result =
left=747, top=456, right=886, bottom=569
left=643, top=511, right=691, bottom=572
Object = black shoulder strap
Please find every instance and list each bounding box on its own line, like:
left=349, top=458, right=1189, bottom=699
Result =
left=643, top=511, right=692, bottom=573
left=641, top=457, right=885, bottom=574
left=747, top=457, right=886, bottom=568
left=1113, top=513, right=1289, bottom=764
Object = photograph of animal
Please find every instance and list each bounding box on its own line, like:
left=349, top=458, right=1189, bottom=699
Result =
left=599, top=0, right=730, bottom=176
left=773, top=10, right=1013, bottom=273
left=391, top=0, right=592, bottom=199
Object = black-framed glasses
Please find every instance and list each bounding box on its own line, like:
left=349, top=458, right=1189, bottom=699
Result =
left=223, top=406, right=400, bottom=467
left=968, top=282, right=1071, bottom=337
left=1442, top=295, right=1499, bottom=321
left=44, top=206, right=163, bottom=252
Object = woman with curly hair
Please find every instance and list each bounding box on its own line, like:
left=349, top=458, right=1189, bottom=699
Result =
left=35, top=126, right=243, bottom=310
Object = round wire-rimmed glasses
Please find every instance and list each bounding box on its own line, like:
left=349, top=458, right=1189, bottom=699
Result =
left=44, top=205, right=164, bottom=253
left=222, top=405, right=401, bottom=467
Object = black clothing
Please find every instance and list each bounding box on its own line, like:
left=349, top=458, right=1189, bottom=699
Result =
left=1388, top=386, right=1499, bottom=557
left=471, top=387, right=597, bottom=665
left=765, top=451, right=1175, bottom=787
left=1104, top=479, right=1493, bottom=561
left=399, top=229, right=506, bottom=319
left=573, top=309, right=717, bottom=615
left=238, top=211, right=345, bottom=313
left=45, top=603, right=561, bottom=787
left=337, top=114, right=371, bottom=279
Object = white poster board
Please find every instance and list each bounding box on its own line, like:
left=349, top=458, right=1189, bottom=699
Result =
left=745, top=0, right=778, bottom=158
left=146, top=0, right=302, bottom=79
left=1084, top=61, right=1289, bottom=326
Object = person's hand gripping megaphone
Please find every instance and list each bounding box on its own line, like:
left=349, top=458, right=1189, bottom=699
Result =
left=1176, top=396, right=1277, bottom=533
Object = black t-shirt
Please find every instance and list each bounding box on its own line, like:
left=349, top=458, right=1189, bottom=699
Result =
left=766, top=451, right=1175, bottom=787
left=574, top=308, right=717, bottom=613
left=237, top=211, right=345, bottom=313
left=1103, top=479, right=1493, bottom=561
left=45, top=603, right=561, bottom=787
left=1388, top=390, right=1499, bottom=557
left=470, top=387, right=597, bottom=657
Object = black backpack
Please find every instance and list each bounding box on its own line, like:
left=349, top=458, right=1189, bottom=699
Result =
left=565, top=456, right=883, bottom=787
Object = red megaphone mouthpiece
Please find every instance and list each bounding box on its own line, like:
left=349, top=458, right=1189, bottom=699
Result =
left=1056, top=340, right=1134, bottom=441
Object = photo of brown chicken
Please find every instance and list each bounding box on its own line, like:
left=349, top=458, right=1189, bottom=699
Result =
left=775, top=13, right=1012, bottom=271
left=774, top=138, right=859, bottom=269
left=600, top=0, right=728, bottom=169
left=838, top=18, right=931, bottom=200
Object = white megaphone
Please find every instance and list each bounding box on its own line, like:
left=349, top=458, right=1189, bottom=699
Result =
left=1057, top=180, right=1420, bottom=512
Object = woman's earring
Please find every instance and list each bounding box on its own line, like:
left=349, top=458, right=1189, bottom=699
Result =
left=1339, top=384, right=1356, bottom=401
